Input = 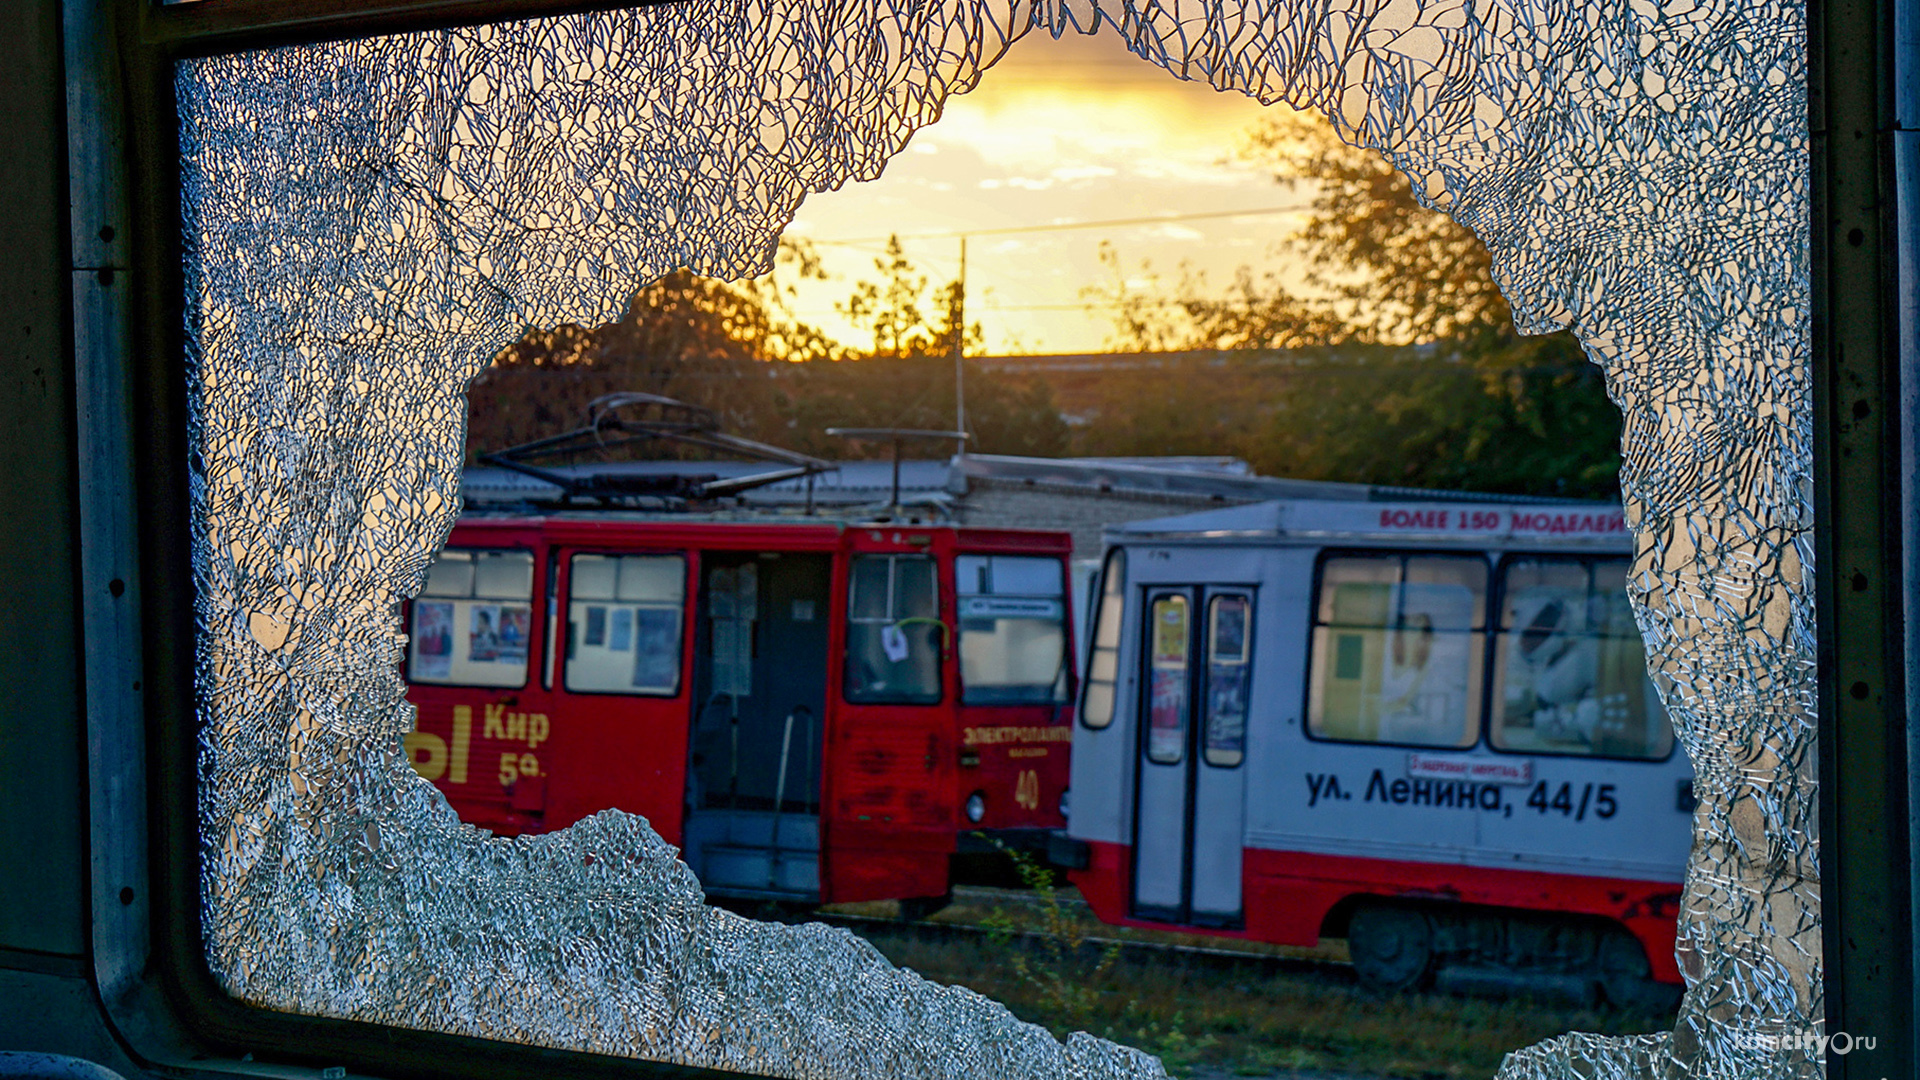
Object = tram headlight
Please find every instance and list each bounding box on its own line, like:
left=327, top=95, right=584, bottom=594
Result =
left=964, top=791, right=987, bottom=823
left=1059, top=787, right=1071, bottom=821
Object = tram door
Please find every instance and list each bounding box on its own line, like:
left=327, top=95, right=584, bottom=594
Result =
left=1131, top=587, right=1253, bottom=926
left=683, top=552, right=832, bottom=899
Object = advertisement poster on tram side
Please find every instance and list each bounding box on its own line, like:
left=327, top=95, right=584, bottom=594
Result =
left=469, top=604, right=502, bottom=662
left=469, top=603, right=530, bottom=665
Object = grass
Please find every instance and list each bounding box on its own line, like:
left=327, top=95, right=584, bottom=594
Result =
left=823, top=886, right=1677, bottom=1080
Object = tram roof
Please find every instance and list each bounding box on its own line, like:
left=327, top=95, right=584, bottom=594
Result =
left=457, top=455, right=1621, bottom=551
left=462, top=459, right=961, bottom=509
left=1108, top=497, right=1633, bottom=549
left=463, top=454, right=1590, bottom=511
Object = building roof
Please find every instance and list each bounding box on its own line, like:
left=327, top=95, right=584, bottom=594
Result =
left=461, top=459, right=959, bottom=509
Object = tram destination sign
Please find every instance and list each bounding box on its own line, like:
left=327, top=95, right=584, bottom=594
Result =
left=959, top=596, right=1064, bottom=618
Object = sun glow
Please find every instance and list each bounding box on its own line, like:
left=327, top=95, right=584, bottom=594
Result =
left=782, top=26, right=1314, bottom=354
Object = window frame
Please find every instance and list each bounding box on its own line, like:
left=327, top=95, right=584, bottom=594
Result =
left=952, top=553, right=1072, bottom=707
left=840, top=551, right=945, bottom=706
left=121, top=4, right=769, bottom=1078
left=1483, top=552, right=1678, bottom=764
left=63, top=1, right=1911, bottom=1075
left=559, top=550, right=690, bottom=699
left=1300, top=548, right=1492, bottom=753
left=1199, top=591, right=1254, bottom=770
left=1077, top=546, right=1127, bottom=730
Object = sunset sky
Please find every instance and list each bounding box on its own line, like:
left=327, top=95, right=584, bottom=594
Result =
left=778, top=26, right=1319, bottom=356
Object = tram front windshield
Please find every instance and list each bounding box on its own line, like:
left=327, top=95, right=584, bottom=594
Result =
left=956, top=555, right=1069, bottom=705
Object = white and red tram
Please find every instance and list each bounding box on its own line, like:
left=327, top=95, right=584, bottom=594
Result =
left=1061, top=497, right=1692, bottom=1001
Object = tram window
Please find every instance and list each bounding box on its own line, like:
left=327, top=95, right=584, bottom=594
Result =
left=956, top=555, right=1069, bottom=705
left=1203, top=594, right=1252, bottom=767
left=1307, top=554, right=1486, bottom=749
left=844, top=554, right=942, bottom=704
left=1080, top=548, right=1127, bottom=729
left=1144, top=594, right=1192, bottom=764
left=1491, top=557, right=1674, bottom=760
left=564, top=553, right=686, bottom=696
left=409, top=548, right=535, bottom=688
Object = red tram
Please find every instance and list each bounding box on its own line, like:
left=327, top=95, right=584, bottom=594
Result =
left=402, top=513, right=1076, bottom=908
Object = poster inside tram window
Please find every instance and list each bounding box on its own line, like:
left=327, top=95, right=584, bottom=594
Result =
left=1316, top=582, right=1475, bottom=748
left=469, top=604, right=502, bottom=662
left=414, top=601, right=452, bottom=678
left=631, top=607, right=681, bottom=691
left=1204, top=663, right=1247, bottom=763
left=1148, top=668, right=1187, bottom=764
left=469, top=604, right=530, bottom=665
left=1147, top=596, right=1190, bottom=764
left=1210, top=596, right=1247, bottom=661
left=1204, top=596, right=1250, bottom=765
left=495, top=605, right=530, bottom=663
left=1152, top=596, right=1189, bottom=666
left=1373, top=585, right=1473, bottom=746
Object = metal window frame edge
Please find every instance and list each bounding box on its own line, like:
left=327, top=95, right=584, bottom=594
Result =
left=53, top=0, right=1920, bottom=1075
left=1814, top=0, right=1918, bottom=1074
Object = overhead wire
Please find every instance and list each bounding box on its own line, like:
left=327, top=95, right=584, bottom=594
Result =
left=799, top=202, right=1310, bottom=247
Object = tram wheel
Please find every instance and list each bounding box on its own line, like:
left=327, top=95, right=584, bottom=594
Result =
left=1596, top=927, right=1681, bottom=1011
left=1347, top=902, right=1435, bottom=992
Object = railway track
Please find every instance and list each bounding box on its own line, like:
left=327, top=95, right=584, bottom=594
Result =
left=810, top=885, right=1354, bottom=982
left=818, top=909, right=1357, bottom=982
left=801, top=887, right=1676, bottom=1008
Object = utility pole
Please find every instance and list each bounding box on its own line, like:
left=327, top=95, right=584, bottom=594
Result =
left=952, top=234, right=967, bottom=454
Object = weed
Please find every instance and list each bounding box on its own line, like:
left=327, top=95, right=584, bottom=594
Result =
left=976, top=835, right=1124, bottom=1034
left=827, top=879, right=1681, bottom=1079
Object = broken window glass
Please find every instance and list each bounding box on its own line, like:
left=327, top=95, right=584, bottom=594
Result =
left=182, top=2, right=1811, bottom=1077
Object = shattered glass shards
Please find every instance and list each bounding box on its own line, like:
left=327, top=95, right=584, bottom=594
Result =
left=181, top=2, right=1812, bottom=1078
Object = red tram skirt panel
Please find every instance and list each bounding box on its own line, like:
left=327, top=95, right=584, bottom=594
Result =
left=1072, top=840, right=1684, bottom=985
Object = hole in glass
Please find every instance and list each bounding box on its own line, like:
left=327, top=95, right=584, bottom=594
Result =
left=179, top=4, right=1813, bottom=1079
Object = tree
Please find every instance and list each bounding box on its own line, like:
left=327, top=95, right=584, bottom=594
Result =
left=467, top=237, right=1069, bottom=463
left=779, top=236, right=1067, bottom=459
left=1080, top=110, right=1621, bottom=500
left=1241, top=110, right=1513, bottom=343
left=466, top=248, right=840, bottom=459
left=1240, top=338, right=1621, bottom=495
left=1088, top=243, right=1346, bottom=353
left=837, top=236, right=972, bottom=360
